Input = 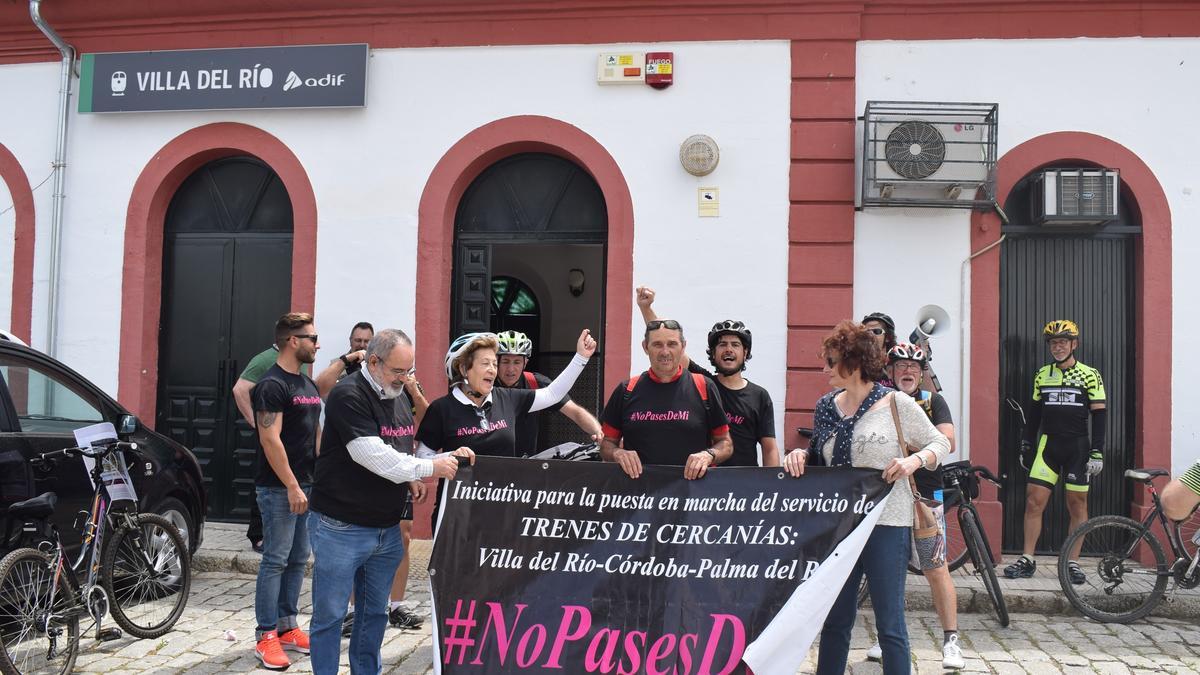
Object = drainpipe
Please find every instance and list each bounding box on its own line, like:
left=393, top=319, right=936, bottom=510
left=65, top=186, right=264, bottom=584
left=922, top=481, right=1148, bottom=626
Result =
left=30, top=0, right=74, bottom=358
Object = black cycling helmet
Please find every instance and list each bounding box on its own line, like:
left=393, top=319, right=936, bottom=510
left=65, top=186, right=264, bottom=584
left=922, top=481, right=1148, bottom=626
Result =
left=861, top=312, right=897, bottom=348
left=707, top=320, right=752, bottom=369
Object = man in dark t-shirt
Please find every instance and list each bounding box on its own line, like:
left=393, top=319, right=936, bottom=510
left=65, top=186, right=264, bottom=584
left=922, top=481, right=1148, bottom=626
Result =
left=635, top=287, right=779, bottom=467
left=308, top=329, right=470, bottom=675
left=494, top=330, right=602, bottom=454
left=251, top=312, right=323, bottom=670
left=599, top=319, right=732, bottom=479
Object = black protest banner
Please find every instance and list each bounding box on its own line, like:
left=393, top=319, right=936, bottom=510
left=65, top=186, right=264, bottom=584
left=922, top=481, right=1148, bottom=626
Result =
left=429, top=458, right=890, bottom=675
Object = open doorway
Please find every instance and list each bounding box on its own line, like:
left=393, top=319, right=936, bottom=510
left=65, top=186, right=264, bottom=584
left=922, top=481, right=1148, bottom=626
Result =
left=451, top=153, right=606, bottom=450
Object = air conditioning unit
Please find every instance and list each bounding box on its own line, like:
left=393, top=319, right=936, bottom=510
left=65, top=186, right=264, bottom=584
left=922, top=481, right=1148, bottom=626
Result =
left=1032, top=169, right=1119, bottom=225
left=861, top=101, right=998, bottom=209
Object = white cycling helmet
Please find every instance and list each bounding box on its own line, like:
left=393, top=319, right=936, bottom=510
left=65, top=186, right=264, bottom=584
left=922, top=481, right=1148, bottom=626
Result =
left=444, top=332, right=499, bottom=382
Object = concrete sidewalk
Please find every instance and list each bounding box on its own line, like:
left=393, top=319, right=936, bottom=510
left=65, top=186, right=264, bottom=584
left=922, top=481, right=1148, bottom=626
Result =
left=194, top=521, right=1200, bottom=621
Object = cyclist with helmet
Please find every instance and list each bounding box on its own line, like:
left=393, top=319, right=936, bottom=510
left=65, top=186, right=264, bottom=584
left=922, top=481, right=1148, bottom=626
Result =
left=494, top=330, right=603, bottom=454
left=862, top=312, right=898, bottom=389
left=865, top=342, right=965, bottom=670
left=416, top=329, right=596, bottom=459
left=1005, top=320, right=1107, bottom=584
left=635, top=287, right=779, bottom=467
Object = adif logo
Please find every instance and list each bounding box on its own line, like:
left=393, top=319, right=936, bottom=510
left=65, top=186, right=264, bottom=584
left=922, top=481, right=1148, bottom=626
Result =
left=282, top=71, right=348, bottom=92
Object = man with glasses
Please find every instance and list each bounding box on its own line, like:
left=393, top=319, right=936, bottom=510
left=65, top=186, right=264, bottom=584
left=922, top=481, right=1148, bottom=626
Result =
left=308, top=328, right=473, bottom=674
left=252, top=312, right=323, bottom=670
left=600, top=318, right=733, bottom=479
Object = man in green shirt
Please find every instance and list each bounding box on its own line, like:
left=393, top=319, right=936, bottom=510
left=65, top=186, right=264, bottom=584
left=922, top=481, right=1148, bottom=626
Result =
left=233, top=345, right=312, bottom=551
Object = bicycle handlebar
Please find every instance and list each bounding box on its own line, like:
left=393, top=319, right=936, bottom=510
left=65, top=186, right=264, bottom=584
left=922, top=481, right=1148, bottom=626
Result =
left=34, top=441, right=138, bottom=463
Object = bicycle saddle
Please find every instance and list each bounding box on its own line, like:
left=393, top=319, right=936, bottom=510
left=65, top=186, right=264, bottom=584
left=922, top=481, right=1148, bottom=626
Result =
left=1124, top=468, right=1169, bottom=482
left=8, top=491, right=57, bottom=519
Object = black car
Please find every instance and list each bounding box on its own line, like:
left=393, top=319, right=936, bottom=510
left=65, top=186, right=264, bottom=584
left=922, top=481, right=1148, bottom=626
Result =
left=0, top=337, right=206, bottom=556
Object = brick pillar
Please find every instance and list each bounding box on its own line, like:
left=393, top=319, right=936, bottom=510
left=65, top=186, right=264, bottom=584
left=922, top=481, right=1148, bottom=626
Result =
left=784, top=40, right=858, bottom=445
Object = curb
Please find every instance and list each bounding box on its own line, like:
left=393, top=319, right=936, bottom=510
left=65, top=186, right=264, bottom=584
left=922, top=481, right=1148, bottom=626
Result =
left=192, top=539, right=1200, bottom=622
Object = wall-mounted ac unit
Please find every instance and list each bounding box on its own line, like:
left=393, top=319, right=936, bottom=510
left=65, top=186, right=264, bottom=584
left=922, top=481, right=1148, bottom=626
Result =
left=861, top=101, right=998, bottom=210
left=1032, top=169, right=1119, bottom=225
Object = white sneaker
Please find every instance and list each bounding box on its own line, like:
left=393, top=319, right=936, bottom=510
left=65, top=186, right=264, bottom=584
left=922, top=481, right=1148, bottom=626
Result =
left=942, top=634, right=965, bottom=670
left=865, top=641, right=882, bottom=661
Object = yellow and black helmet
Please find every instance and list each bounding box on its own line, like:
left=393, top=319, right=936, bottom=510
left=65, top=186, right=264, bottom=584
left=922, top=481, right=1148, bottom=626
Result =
left=1043, top=319, right=1080, bottom=340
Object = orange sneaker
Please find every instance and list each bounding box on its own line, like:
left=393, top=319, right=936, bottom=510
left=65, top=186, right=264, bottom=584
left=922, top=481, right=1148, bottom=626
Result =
left=256, top=630, right=291, bottom=670
left=278, top=627, right=310, bottom=654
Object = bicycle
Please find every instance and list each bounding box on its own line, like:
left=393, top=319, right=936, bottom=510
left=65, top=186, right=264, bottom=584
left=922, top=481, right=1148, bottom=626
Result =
left=0, top=440, right=191, bottom=674
left=1056, top=468, right=1200, bottom=623
left=938, top=461, right=1008, bottom=627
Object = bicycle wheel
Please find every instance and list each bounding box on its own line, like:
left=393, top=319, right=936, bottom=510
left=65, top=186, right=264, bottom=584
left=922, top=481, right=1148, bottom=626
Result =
left=0, top=548, right=79, bottom=675
left=961, top=508, right=1008, bottom=627
left=1059, top=515, right=1168, bottom=623
left=1172, top=507, right=1200, bottom=588
left=102, top=513, right=191, bottom=638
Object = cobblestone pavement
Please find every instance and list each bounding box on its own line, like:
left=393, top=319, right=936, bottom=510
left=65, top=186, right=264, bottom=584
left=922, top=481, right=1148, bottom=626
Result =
left=69, top=571, right=1200, bottom=674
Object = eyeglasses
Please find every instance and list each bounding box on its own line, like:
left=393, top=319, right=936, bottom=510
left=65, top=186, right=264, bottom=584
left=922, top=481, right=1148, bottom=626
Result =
left=825, top=356, right=840, bottom=368
left=892, top=361, right=922, bottom=372
left=291, top=334, right=319, bottom=343
left=865, top=327, right=885, bottom=336
left=647, top=319, right=681, bottom=331
left=370, top=355, right=415, bottom=378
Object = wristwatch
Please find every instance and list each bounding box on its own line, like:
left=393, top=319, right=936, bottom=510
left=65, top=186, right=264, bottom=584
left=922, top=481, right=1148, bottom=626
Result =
left=703, top=448, right=717, bottom=462
left=918, top=451, right=930, bottom=469
left=340, top=354, right=352, bottom=367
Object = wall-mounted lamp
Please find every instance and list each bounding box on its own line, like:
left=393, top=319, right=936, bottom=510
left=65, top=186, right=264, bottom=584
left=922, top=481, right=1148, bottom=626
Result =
left=567, top=268, right=585, bottom=297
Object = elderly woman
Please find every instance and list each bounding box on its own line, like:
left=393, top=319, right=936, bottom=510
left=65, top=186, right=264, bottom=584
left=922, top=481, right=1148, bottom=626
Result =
left=416, top=329, right=597, bottom=459
left=784, top=320, right=950, bottom=675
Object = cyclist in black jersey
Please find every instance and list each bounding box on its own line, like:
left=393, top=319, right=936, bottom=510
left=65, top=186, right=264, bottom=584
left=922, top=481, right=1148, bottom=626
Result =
left=635, top=287, right=779, bottom=467
left=1005, top=320, right=1107, bottom=584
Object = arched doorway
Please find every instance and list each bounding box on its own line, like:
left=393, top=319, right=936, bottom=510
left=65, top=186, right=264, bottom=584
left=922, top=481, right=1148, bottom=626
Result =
left=997, top=170, right=1140, bottom=553
left=155, top=156, right=294, bottom=521
left=452, top=152, right=606, bottom=451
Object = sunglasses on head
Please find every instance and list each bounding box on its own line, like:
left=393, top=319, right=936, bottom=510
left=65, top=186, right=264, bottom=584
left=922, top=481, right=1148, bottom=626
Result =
left=647, top=319, right=681, bottom=331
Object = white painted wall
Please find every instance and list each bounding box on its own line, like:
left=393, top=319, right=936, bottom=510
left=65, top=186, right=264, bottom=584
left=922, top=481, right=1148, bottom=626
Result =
left=0, top=41, right=791, bottom=439
left=857, top=37, right=1200, bottom=472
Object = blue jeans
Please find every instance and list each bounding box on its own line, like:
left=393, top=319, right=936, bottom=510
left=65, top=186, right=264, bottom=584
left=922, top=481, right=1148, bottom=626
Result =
left=818, top=524, right=912, bottom=675
left=308, top=511, right=405, bottom=675
left=254, top=486, right=311, bottom=637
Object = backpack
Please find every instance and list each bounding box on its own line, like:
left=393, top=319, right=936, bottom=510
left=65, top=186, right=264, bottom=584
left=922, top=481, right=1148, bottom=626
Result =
left=624, top=372, right=710, bottom=411
left=523, top=371, right=539, bottom=389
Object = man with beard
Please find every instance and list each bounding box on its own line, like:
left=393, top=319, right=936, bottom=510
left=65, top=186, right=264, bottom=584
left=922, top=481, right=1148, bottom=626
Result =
left=600, top=317, right=733, bottom=478
left=308, top=328, right=473, bottom=674
left=864, top=342, right=965, bottom=670
left=252, top=312, right=323, bottom=670
left=635, top=288, right=778, bottom=467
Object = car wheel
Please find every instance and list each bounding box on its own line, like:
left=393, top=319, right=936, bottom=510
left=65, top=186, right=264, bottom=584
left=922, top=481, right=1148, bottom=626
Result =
left=153, top=496, right=194, bottom=554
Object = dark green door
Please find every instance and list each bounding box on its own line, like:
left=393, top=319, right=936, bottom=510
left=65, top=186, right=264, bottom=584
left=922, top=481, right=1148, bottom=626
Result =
left=156, top=156, right=294, bottom=522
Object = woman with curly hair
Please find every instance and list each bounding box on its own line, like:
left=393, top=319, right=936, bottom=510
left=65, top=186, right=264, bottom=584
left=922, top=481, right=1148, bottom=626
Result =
left=783, top=320, right=950, bottom=675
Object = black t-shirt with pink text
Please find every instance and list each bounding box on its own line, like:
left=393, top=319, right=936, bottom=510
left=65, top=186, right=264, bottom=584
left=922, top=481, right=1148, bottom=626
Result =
left=600, top=370, right=730, bottom=466
left=311, top=372, right=417, bottom=527
left=714, top=379, right=776, bottom=467
left=416, top=387, right=536, bottom=458
left=252, top=364, right=322, bottom=487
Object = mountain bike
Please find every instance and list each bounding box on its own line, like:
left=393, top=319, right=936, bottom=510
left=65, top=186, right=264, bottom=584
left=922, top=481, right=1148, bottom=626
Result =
left=1057, top=468, right=1200, bottom=623
left=0, top=440, right=191, bottom=674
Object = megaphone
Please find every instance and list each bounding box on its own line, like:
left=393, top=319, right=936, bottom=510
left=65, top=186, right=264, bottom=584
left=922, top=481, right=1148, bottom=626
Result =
left=910, top=304, right=951, bottom=343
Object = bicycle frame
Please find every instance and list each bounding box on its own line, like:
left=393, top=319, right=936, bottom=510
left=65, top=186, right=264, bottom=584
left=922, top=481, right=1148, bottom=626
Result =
left=1128, top=482, right=1198, bottom=579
